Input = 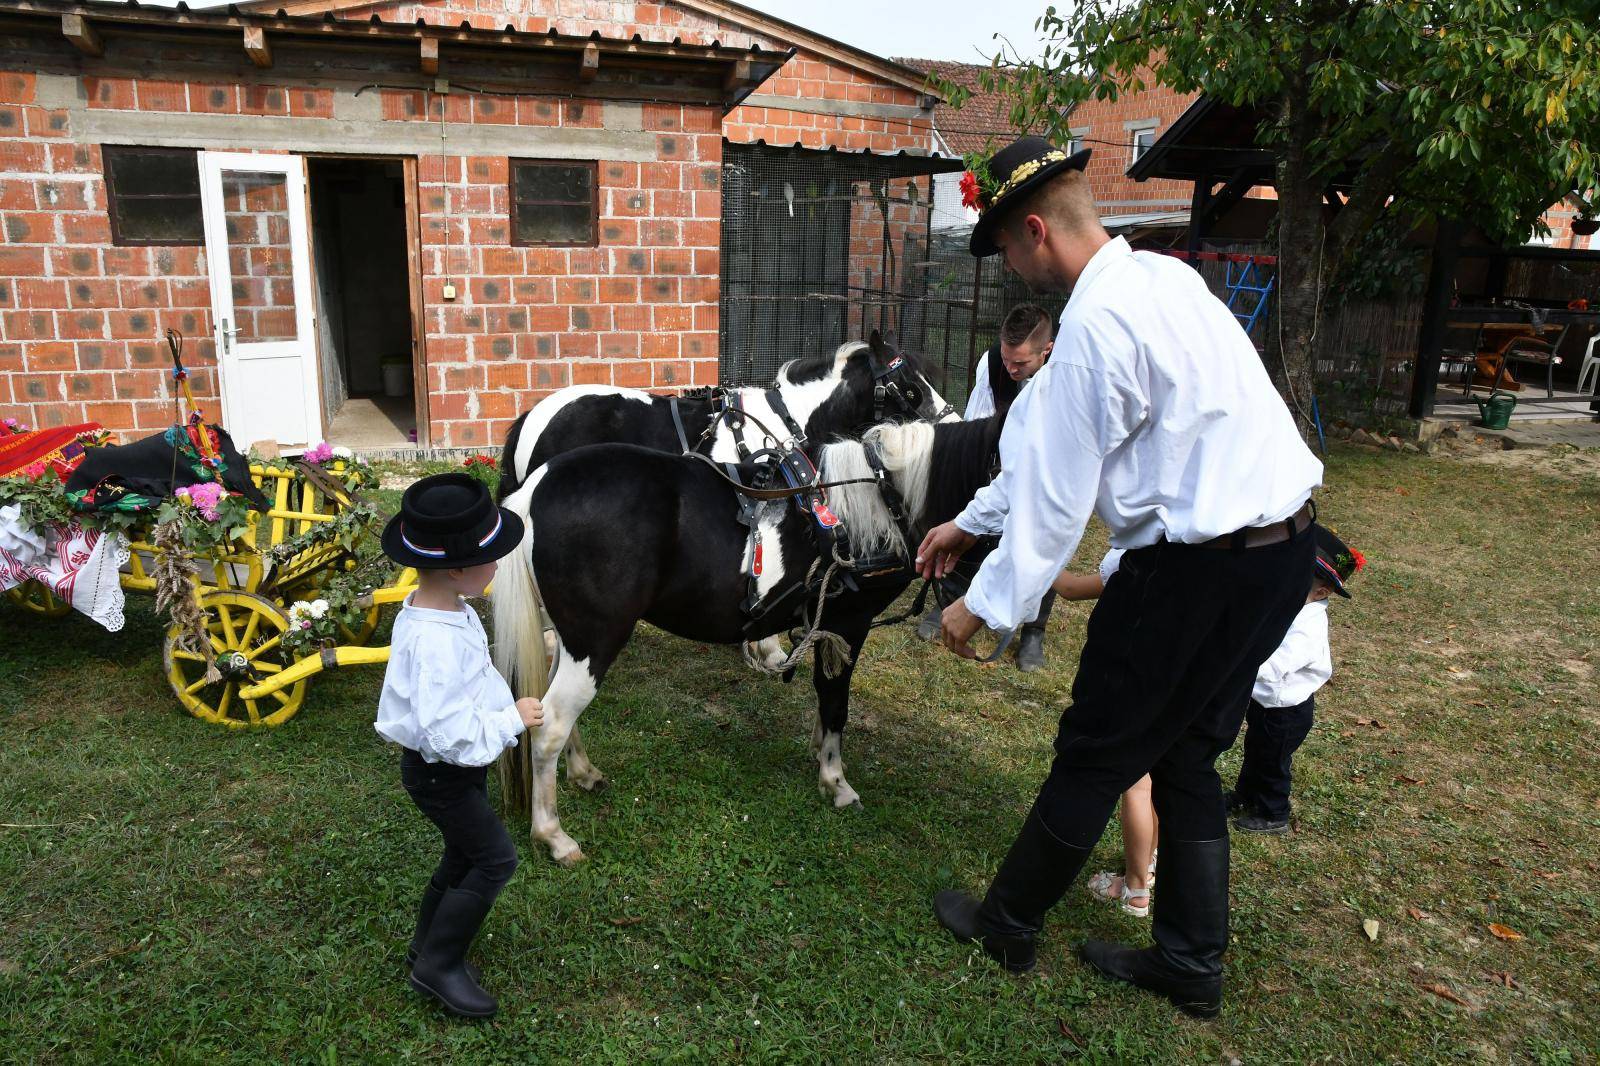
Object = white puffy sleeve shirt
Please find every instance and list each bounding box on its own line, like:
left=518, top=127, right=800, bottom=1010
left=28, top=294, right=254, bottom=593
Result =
left=1252, top=600, right=1333, bottom=708
left=374, top=595, right=524, bottom=767
left=954, top=237, right=1323, bottom=632
left=963, top=350, right=997, bottom=420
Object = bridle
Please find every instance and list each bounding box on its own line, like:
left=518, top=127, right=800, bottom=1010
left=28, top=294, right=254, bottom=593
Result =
left=873, top=355, right=955, bottom=424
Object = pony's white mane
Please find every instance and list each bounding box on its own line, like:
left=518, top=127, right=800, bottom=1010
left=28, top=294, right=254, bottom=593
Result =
left=817, top=422, right=934, bottom=561
left=776, top=341, right=869, bottom=388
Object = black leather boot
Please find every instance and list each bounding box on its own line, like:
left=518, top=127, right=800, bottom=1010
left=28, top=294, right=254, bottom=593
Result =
left=406, top=880, right=480, bottom=980
left=1079, top=836, right=1229, bottom=1018
left=409, top=888, right=498, bottom=1019
left=934, top=808, right=1092, bottom=973
left=1016, top=627, right=1047, bottom=672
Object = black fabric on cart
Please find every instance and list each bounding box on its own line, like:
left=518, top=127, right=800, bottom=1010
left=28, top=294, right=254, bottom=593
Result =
left=65, top=424, right=267, bottom=510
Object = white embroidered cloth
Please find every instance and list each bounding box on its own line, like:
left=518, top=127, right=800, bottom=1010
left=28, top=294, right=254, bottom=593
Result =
left=0, top=504, right=129, bottom=631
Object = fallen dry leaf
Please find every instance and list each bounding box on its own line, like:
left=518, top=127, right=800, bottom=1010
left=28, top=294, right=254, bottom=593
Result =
left=1483, top=970, right=1520, bottom=989
left=1533, top=870, right=1560, bottom=880
left=1417, top=981, right=1472, bottom=1008
left=1488, top=923, right=1525, bottom=941
left=1394, top=486, right=1412, bottom=496
left=1407, top=907, right=1427, bottom=921
left=1395, top=774, right=1425, bottom=786
left=1056, top=1018, right=1086, bottom=1048
left=1363, top=918, right=1381, bottom=941
left=607, top=916, right=645, bottom=928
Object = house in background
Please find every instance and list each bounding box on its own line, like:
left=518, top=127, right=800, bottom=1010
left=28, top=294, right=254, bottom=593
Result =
left=0, top=0, right=951, bottom=452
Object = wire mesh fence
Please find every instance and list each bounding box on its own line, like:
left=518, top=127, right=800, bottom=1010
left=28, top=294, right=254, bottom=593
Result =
left=718, top=142, right=1061, bottom=410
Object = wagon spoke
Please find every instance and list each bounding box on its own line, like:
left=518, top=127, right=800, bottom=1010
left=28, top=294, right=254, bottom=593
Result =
left=269, top=689, right=292, bottom=706
left=240, top=610, right=263, bottom=648
left=251, top=659, right=283, bottom=674
left=244, top=698, right=261, bottom=726
left=248, top=633, right=284, bottom=660
left=170, top=650, right=206, bottom=662
left=216, top=604, right=239, bottom=647
left=216, top=686, right=233, bottom=719
left=184, top=676, right=212, bottom=696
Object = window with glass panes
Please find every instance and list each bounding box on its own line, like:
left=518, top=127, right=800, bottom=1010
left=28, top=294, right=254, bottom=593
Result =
left=103, top=145, right=204, bottom=246
left=510, top=160, right=597, bottom=247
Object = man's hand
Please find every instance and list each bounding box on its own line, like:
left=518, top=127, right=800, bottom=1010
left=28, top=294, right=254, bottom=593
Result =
left=940, top=597, right=985, bottom=659
left=916, top=521, right=977, bottom=579
left=516, top=696, right=545, bottom=729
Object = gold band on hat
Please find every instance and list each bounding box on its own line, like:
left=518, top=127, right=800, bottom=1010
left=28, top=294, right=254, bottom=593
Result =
left=988, top=149, right=1070, bottom=210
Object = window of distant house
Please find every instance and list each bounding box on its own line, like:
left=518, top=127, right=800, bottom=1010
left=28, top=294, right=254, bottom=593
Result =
left=1065, top=129, right=1088, bottom=157
left=1130, top=124, right=1158, bottom=165
left=510, top=160, right=597, bottom=247
left=103, top=145, right=204, bottom=246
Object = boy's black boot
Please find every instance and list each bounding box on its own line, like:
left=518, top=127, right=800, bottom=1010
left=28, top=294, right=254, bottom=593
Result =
left=1016, top=626, right=1047, bottom=672
left=934, top=808, right=1092, bottom=972
left=409, top=888, right=498, bottom=1019
left=1079, top=836, right=1229, bottom=1018
left=406, top=880, right=481, bottom=980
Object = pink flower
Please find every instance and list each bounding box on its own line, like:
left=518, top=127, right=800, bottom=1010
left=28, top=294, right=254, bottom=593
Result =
left=22, top=461, right=47, bottom=479
left=176, top=481, right=225, bottom=522
left=304, top=441, right=334, bottom=464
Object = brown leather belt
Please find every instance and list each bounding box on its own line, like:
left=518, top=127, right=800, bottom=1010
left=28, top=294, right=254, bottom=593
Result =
left=1195, top=501, right=1314, bottom=550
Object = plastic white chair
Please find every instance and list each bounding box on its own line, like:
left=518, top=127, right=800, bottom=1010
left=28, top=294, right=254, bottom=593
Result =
left=1579, top=332, right=1600, bottom=396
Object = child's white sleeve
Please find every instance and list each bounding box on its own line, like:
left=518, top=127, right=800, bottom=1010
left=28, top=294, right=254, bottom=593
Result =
left=1098, top=548, right=1126, bottom=585
left=413, top=643, right=524, bottom=767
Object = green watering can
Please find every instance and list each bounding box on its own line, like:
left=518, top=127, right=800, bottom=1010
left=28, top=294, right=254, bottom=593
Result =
left=1474, top=390, right=1517, bottom=430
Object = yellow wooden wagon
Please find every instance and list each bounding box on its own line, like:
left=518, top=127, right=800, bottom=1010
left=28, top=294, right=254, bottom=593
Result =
left=6, top=460, right=416, bottom=729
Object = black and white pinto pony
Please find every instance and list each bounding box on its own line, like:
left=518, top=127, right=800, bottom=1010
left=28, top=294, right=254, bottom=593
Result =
left=493, top=416, right=1003, bottom=864
left=495, top=334, right=958, bottom=500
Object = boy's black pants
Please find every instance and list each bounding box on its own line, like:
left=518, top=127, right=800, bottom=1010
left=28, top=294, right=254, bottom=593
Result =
left=1031, top=527, right=1314, bottom=847
left=1232, top=696, right=1315, bottom=821
left=401, top=748, right=518, bottom=899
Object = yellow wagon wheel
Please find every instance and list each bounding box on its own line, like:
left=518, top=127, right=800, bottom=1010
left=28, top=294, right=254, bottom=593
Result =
left=5, top=581, right=72, bottom=617
left=163, top=590, right=308, bottom=729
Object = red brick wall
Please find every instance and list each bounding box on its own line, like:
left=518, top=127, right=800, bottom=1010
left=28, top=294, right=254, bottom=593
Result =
left=1065, top=74, right=1198, bottom=211
left=384, top=92, right=724, bottom=448
left=0, top=72, right=217, bottom=438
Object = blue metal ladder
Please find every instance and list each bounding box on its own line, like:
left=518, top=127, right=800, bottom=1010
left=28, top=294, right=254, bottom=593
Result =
left=1224, top=257, right=1326, bottom=453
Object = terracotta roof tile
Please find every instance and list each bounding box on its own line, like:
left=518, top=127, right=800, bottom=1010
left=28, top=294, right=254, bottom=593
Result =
left=893, top=57, right=1019, bottom=157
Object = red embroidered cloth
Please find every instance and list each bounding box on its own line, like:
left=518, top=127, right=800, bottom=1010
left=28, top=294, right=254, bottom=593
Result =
left=0, top=423, right=102, bottom=479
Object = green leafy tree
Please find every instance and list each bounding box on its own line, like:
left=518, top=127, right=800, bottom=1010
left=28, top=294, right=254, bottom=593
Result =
left=941, top=1, right=1600, bottom=430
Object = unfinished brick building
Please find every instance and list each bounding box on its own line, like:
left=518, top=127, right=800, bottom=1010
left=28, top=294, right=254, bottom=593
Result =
left=0, top=0, right=952, bottom=451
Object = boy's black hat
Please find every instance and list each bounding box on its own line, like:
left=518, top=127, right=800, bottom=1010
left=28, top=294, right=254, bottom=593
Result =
left=1313, top=524, right=1363, bottom=598
left=381, top=472, right=524, bottom=569
left=970, top=136, right=1094, bottom=258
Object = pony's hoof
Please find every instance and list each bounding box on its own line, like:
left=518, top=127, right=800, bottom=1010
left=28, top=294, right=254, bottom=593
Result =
left=573, top=773, right=608, bottom=793
left=554, top=847, right=587, bottom=867
left=829, top=785, right=862, bottom=809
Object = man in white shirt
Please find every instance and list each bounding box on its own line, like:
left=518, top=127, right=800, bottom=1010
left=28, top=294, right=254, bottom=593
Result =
left=919, top=137, right=1324, bottom=1018
left=919, top=304, right=1058, bottom=669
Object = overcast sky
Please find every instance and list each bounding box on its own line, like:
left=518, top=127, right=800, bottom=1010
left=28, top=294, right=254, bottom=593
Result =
left=747, top=0, right=1052, bottom=63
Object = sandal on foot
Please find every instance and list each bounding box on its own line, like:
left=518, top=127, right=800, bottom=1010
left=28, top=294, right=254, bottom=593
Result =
left=1085, top=872, right=1151, bottom=917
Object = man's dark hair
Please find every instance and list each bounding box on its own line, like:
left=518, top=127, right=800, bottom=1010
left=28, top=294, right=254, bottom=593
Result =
left=999, top=303, right=1053, bottom=347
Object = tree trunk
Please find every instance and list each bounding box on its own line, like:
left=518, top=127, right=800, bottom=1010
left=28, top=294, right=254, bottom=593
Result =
left=1271, top=62, right=1326, bottom=443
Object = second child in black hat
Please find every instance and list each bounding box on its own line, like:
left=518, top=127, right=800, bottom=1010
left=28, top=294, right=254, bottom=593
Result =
left=1226, top=524, right=1366, bottom=834
left=374, top=472, right=543, bottom=1020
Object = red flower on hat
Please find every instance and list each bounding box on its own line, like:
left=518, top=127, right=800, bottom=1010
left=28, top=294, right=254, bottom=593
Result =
left=1349, top=547, right=1367, bottom=571
left=959, top=171, right=982, bottom=211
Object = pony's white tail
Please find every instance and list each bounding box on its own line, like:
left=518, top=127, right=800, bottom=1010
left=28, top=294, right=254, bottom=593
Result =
left=492, top=475, right=548, bottom=702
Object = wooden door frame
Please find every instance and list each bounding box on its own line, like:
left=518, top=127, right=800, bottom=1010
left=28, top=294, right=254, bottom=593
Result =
left=300, top=152, right=431, bottom=448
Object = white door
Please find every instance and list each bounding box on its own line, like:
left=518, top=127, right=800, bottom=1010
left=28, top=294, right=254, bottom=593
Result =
left=197, top=152, right=320, bottom=452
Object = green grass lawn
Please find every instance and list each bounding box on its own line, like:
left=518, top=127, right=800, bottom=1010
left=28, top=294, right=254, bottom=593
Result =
left=2, top=443, right=1597, bottom=1063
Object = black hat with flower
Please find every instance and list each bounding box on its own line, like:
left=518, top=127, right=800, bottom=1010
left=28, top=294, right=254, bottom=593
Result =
left=1313, top=523, right=1366, bottom=598
left=963, top=136, right=1094, bottom=258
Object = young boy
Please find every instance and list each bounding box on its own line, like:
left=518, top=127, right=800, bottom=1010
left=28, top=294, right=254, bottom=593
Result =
left=375, top=472, right=544, bottom=1019
left=1226, top=525, right=1363, bottom=834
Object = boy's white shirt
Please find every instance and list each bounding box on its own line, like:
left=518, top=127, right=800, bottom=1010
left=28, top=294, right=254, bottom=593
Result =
left=963, top=350, right=997, bottom=420
left=374, top=592, right=524, bottom=767
left=1097, top=548, right=1332, bottom=707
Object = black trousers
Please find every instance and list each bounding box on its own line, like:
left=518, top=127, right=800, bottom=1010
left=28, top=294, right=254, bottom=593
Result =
left=1232, top=696, right=1315, bottom=820
left=1032, top=527, right=1315, bottom=847
left=401, top=748, right=519, bottom=901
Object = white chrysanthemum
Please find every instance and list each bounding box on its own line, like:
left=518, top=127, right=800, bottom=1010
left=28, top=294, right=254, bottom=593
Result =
left=288, top=601, right=312, bottom=623
left=310, top=599, right=329, bottom=618
left=331, top=446, right=354, bottom=459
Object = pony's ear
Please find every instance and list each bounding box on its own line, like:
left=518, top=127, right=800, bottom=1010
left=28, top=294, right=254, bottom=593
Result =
left=868, top=329, right=887, bottom=359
